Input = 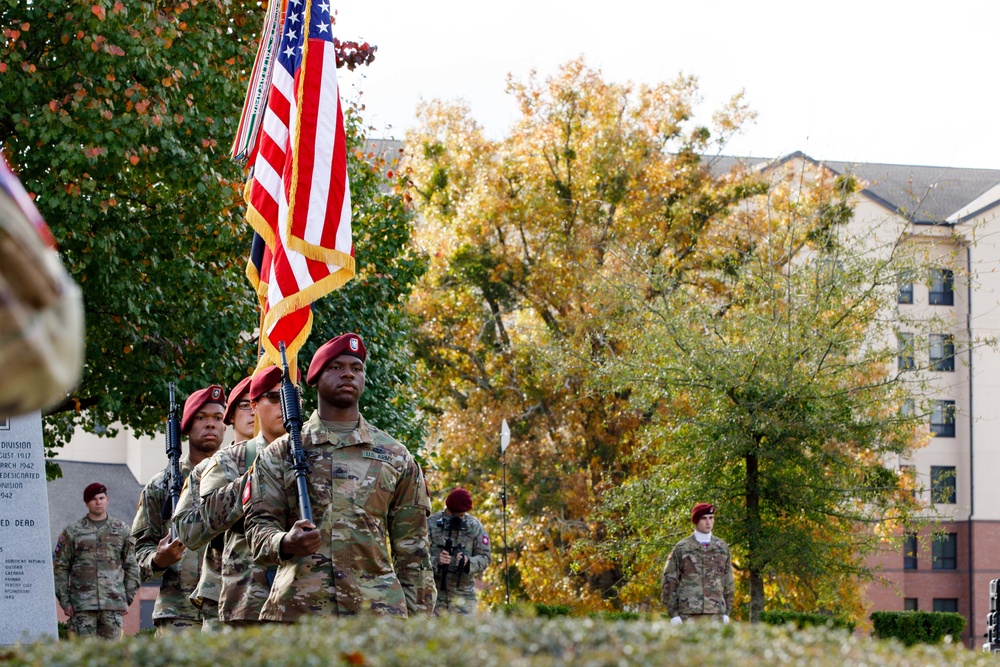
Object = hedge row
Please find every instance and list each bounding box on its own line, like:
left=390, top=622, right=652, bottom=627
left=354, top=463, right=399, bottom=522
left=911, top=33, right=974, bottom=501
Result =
left=760, top=610, right=856, bottom=632
left=3, top=614, right=995, bottom=667
left=871, top=611, right=967, bottom=647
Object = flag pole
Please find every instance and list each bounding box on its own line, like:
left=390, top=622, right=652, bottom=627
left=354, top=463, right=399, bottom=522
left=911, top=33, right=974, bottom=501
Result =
left=500, top=419, right=511, bottom=606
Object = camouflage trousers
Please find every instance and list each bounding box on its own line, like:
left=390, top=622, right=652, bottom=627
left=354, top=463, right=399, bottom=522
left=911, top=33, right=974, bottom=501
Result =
left=200, top=599, right=224, bottom=633
left=69, top=610, right=122, bottom=639
left=153, top=617, right=201, bottom=637
left=222, top=619, right=268, bottom=632
left=434, top=593, right=477, bottom=616
left=680, top=613, right=726, bottom=622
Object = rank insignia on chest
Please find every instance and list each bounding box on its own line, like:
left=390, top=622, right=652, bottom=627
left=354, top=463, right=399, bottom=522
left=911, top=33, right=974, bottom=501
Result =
left=362, top=450, right=393, bottom=463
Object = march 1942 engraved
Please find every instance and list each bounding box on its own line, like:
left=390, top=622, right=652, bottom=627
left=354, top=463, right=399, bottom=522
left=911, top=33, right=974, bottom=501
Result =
left=0, top=412, right=58, bottom=644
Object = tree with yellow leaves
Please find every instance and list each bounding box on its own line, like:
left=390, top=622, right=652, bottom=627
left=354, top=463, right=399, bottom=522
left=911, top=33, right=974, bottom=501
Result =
left=405, top=58, right=762, bottom=609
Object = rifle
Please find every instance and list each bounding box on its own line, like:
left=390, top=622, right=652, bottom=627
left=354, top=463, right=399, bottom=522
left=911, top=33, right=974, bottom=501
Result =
left=278, top=341, right=312, bottom=523
left=435, top=515, right=469, bottom=607
left=165, top=382, right=183, bottom=540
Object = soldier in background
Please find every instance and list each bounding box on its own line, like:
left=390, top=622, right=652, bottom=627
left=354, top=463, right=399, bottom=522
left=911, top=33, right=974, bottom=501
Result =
left=244, top=333, right=436, bottom=620
left=661, top=502, right=734, bottom=623
left=428, top=487, right=491, bottom=615
left=53, top=483, right=139, bottom=639
left=177, top=365, right=286, bottom=628
left=131, top=385, right=225, bottom=635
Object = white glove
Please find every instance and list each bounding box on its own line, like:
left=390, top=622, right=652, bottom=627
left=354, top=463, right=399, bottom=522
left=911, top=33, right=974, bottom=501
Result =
left=670, top=616, right=683, bottom=625
left=723, top=615, right=730, bottom=624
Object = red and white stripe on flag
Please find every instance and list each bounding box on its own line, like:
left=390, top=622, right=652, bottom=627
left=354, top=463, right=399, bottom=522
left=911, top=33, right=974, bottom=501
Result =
left=243, top=0, right=355, bottom=371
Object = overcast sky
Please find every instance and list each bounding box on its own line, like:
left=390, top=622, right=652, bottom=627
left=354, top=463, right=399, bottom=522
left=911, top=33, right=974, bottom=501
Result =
left=334, top=0, right=999, bottom=170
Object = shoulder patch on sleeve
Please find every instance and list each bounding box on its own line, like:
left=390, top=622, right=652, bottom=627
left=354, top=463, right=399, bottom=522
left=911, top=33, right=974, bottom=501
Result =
left=483, top=535, right=489, bottom=545
left=53, top=533, right=65, bottom=555
left=242, top=472, right=253, bottom=505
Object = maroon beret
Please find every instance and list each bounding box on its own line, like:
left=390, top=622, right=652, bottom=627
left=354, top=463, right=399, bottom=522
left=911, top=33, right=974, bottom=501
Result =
left=691, top=502, right=715, bottom=524
left=446, top=487, right=473, bottom=513
left=222, top=375, right=253, bottom=425
left=181, top=384, right=226, bottom=434
left=250, top=365, right=283, bottom=400
left=83, top=483, right=107, bottom=503
left=306, top=333, right=367, bottom=386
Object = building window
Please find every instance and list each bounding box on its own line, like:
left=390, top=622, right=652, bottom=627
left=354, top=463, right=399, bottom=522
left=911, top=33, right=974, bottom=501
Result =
left=932, top=598, right=958, bottom=613
left=904, top=598, right=918, bottom=611
left=897, top=332, right=915, bottom=371
left=930, top=401, right=955, bottom=437
left=903, top=533, right=917, bottom=570
left=930, top=466, right=957, bottom=504
left=932, top=534, right=957, bottom=570
left=928, top=269, right=954, bottom=306
left=929, top=334, right=955, bottom=372
left=898, top=271, right=914, bottom=304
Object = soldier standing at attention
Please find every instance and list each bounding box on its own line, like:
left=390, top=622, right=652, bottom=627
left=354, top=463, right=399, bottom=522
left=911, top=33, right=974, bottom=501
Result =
left=132, top=385, right=226, bottom=635
left=661, top=503, right=734, bottom=624
left=224, top=375, right=256, bottom=443
left=244, top=333, right=436, bottom=620
left=172, top=375, right=255, bottom=631
left=53, top=483, right=139, bottom=639
left=178, top=365, right=287, bottom=628
left=428, top=487, right=491, bottom=615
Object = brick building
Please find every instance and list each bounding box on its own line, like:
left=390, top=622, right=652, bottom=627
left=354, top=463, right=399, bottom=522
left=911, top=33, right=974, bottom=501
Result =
left=768, top=154, right=1000, bottom=648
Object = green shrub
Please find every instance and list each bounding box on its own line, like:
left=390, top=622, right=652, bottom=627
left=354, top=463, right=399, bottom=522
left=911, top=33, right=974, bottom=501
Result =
left=3, top=614, right=991, bottom=666
left=870, top=610, right=967, bottom=646
left=533, top=603, right=572, bottom=618
left=760, top=610, right=855, bottom=632
left=587, top=610, right=646, bottom=621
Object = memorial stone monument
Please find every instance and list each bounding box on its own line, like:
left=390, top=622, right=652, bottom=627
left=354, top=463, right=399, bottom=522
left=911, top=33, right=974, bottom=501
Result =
left=0, top=412, right=58, bottom=644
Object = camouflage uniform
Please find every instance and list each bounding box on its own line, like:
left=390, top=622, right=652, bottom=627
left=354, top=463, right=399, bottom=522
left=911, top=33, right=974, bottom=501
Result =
left=131, top=453, right=204, bottom=633
left=244, top=411, right=436, bottom=621
left=428, top=511, right=491, bottom=614
left=53, top=515, right=139, bottom=639
left=196, top=434, right=273, bottom=624
left=660, top=534, right=734, bottom=620
left=172, top=456, right=225, bottom=632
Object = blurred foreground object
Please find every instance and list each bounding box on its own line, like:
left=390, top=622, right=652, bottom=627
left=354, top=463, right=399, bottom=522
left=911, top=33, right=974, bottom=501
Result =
left=0, top=156, right=83, bottom=416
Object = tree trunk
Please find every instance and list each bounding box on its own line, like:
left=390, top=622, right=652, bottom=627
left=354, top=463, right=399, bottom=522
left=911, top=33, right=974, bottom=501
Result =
left=746, top=450, right=765, bottom=622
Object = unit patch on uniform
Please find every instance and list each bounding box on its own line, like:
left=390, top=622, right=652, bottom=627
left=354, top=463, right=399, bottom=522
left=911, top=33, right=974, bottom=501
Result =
left=242, top=474, right=252, bottom=505
left=362, top=450, right=393, bottom=463
left=483, top=535, right=489, bottom=545
left=53, top=533, right=65, bottom=556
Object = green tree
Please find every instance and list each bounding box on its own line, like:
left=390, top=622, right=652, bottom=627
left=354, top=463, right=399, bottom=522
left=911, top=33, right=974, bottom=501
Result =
left=593, top=158, right=929, bottom=622
left=1, top=1, right=424, bottom=466
left=1, top=0, right=263, bottom=456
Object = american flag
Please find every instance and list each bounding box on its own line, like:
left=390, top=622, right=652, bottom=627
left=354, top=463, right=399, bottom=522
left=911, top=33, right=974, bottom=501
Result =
left=242, top=0, right=355, bottom=371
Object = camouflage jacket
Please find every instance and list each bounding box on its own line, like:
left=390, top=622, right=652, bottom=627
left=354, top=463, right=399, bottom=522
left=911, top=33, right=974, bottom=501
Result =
left=173, top=455, right=223, bottom=608
left=244, top=411, right=436, bottom=621
left=660, top=534, right=734, bottom=617
left=53, top=515, right=139, bottom=612
left=131, top=453, right=204, bottom=621
left=428, top=511, right=491, bottom=602
left=198, top=435, right=272, bottom=622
